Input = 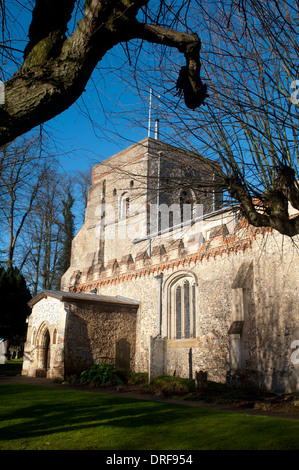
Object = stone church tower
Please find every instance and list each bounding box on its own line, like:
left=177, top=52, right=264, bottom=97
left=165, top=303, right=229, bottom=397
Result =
left=22, top=137, right=299, bottom=393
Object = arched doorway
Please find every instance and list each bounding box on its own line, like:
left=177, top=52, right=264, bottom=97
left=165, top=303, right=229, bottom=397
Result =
left=43, top=329, right=51, bottom=371
left=36, top=324, right=52, bottom=376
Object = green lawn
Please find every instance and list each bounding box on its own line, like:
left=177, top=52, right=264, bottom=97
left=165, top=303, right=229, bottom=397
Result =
left=0, top=384, right=298, bottom=450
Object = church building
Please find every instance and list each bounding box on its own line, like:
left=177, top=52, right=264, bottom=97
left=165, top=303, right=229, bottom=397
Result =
left=22, top=137, right=299, bottom=393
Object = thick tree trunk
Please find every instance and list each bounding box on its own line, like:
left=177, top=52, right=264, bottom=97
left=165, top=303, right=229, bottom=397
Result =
left=0, top=0, right=206, bottom=146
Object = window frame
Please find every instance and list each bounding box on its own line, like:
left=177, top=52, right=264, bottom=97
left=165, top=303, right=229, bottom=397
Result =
left=118, top=191, right=130, bottom=219
left=179, top=188, right=196, bottom=224
left=163, top=271, right=198, bottom=342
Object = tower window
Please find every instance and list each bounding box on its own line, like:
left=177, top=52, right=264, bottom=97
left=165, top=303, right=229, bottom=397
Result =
left=180, top=189, right=195, bottom=223
left=119, top=192, right=130, bottom=218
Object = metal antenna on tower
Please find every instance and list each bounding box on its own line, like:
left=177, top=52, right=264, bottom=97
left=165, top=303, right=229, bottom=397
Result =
left=148, top=88, right=161, bottom=139
left=148, top=87, right=152, bottom=138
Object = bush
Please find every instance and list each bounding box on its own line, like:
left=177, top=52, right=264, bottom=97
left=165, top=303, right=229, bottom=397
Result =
left=79, top=364, right=124, bottom=386
left=152, top=376, right=196, bottom=397
left=126, top=372, right=148, bottom=385
left=63, top=374, right=80, bottom=385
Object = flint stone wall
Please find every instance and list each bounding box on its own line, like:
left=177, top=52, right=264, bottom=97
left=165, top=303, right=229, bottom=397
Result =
left=59, top=138, right=299, bottom=392
left=22, top=297, right=67, bottom=379
left=64, top=301, right=137, bottom=375
left=68, top=228, right=299, bottom=392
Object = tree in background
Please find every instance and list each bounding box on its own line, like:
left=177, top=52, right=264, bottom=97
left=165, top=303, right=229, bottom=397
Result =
left=0, top=135, right=53, bottom=269
left=0, top=136, right=80, bottom=296
left=19, top=169, right=74, bottom=295
left=76, top=169, right=91, bottom=225
left=0, top=265, right=31, bottom=350
left=55, top=183, right=75, bottom=289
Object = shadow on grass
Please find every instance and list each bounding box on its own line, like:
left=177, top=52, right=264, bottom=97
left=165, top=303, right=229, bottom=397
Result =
left=0, top=384, right=299, bottom=450
left=1, top=384, right=183, bottom=434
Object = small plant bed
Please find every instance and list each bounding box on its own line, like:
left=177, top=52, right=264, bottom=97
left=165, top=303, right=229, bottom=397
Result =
left=192, top=384, right=299, bottom=413
left=148, top=378, right=299, bottom=415
left=78, top=363, right=124, bottom=387
left=65, top=367, right=196, bottom=397
left=63, top=365, right=299, bottom=415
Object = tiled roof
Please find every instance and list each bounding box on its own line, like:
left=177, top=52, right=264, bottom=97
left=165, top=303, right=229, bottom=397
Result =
left=28, top=289, right=140, bottom=308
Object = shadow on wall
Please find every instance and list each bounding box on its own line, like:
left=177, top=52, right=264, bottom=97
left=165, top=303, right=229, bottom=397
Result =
left=64, top=309, right=93, bottom=376
left=254, top=261, right=298, bottom=393
left=227, top=257, right=298, bottom=394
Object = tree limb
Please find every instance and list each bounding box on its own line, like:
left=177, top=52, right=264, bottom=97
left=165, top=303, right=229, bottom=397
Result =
left=133, top=23, right=208, bottom=109
left=0, top=0, right=207, bottom=147
left=227, top=173, right=299, bottom=237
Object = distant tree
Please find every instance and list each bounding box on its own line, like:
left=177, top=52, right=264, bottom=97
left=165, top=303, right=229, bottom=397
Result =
left=0, top=136, right=52, bottom=268
left=55, top=184, right=75, bottom=288
left=0, top=266, right=31, bottom=346
left=19, top=170, right=78, bottom=294
left=20, top=167, right=63, bottom=295
left=76, top=169, right=91, bottom=224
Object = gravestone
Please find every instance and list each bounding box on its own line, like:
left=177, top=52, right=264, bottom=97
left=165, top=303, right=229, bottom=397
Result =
left=148, top=335, right=167, bottom=383
left=35, top=368, right=47, bottom=378
left=115, top=338, right=130, bottom=371
left=195, top=370, right=208, bottom=391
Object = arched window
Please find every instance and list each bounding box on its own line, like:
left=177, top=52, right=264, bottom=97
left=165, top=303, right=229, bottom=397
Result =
left=175, top=285, right=182, bottom=339
left=180, top=189, right=195, bottom=223
left=166, top=273, right=197, bottom=340
left=43, top=329, right=51, bottom=370
left=31, top=328, right=37, bottom=346
left=169, top=211, right=174, bottom=230
left=52, top=328, right=57, bottom=345
left=119, top=192, right=130, bottom=219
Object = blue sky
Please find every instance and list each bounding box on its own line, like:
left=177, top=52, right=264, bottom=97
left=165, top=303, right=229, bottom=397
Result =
left=39, top=68, right=154, bottom=174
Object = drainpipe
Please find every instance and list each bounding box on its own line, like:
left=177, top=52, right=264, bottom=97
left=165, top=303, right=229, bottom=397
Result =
left=155, top=274, right=163, bottom=335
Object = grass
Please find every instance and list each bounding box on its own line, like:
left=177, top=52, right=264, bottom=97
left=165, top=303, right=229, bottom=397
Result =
left=0, top=384, right=299, bottom=450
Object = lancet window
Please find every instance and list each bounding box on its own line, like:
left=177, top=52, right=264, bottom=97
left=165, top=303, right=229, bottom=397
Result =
left=167, top=274, right=197, bottom=340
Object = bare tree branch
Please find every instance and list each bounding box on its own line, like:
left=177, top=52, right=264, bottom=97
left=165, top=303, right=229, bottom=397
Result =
left=0, top=0, right=207, bottom=146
